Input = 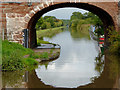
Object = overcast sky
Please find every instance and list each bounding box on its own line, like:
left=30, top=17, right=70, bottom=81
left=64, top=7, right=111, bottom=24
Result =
left=43, top=7, right=88, bottom=20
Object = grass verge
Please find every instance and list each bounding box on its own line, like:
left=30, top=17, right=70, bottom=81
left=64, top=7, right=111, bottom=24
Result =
left=2, top=40, right=60, bottom=71
left=2, top=40, right=38, bottom=71
left=37, top=26, right=64, bottom=40
left=37, top=39, right=52, bottom=46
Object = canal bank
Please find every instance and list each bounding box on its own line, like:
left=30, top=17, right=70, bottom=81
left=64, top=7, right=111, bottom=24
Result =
left=33, top=48, right=60, bottom=62
left=89, top=25, right=104, bottom=55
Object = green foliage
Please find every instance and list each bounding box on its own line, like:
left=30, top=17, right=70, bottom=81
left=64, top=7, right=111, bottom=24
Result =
left=62, top=19, right=70, bottom=26
left=71, top=19, right=79, bottom=28
left=106, top=53, right=119, bottom=80
left=95, top=27, right=104, bottom=36
left=29, top=53, right=40, bottom=59
left=46, top=22, right=51, bottom=29
left=37, top=26, right=64, bottom=47
left=36, top=17, right=44, bottom=30
left=70, top=12, right=84, bottom=21
left=36, top=16, right=64, bottom=30
left=70, top=24, right=91, bottom=40
left=93, top=16, right=104, bottom=36
left=76, top=20, right=88, bottom=30
left=2, top=40, right=38, bottom=71
left=23, top=58, right=38, bottom=66
left=83, top=12, right=96, bottom=20
left=107, top=27, right=120, bottom=55
left=37, top=39, right=51, bottom=45
left=40, top=52, right=49, bottom=59
left=29, top=49, right=57, bottom=60
left=70, top=12, right=103, bottom=36
left=41, top=22, right=47, bottom=29
left=44, top=16, right=55, bottom=28
left=2, top=40, right=60, bottom=71
left=50, top=49, right=53, bottom=54
left=2, top=50, right=24, bottom=71
left=37, top=26, right=64, bottom=41
left=2, top=71, right=25, bottom=87
left=95, top=53, right=104, bottom=75
left=2, top=40, right=33, bottom=56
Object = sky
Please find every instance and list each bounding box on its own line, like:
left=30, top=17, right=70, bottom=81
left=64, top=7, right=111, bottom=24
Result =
left=43, top=7, right=88, bottom=20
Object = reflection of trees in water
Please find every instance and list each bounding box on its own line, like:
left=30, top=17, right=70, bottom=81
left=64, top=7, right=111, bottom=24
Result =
left=2, top=70, right=25, bottom=88
left=70, top=27, right=91, bottom=40
left=106, top=54, right=119, bottom=80
left=40, top=61, right=50, bottom=70
left=2, top=51, right=119, bottom=88
left=90, top=53, right=104, bottom=83
left=39, top=60, right=56, bottom=70
left=95, top=53, right=104, bottom=75
left=90, top=50, right=120, bottom=88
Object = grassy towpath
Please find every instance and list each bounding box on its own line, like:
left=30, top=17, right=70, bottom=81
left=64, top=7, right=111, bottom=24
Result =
left=37, top=26, right=65, bottom=45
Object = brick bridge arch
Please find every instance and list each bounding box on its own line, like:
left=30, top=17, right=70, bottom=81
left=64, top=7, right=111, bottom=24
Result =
left=1, top=1, right=118, bottom=48
left=25, top=2, right=118, bottom=48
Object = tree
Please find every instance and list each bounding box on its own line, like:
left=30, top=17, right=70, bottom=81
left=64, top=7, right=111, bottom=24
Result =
left=70, top=11, right=104, bottom=36
left=71, top=19, right=79, bottom=28
left=45, top=22, right=51, bottom=29
left=70, top=12, right=84, bottom=21
left=36, top=16, right=64, bottom=30
left=41, top=22, right=46, bottom=29
left=36, top=17, right=44, bottom=30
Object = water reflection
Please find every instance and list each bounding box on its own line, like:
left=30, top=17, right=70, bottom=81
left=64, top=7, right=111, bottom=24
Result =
left=86, top=52, right=120, bottom=88
left=2, top=53, right=120, bottom=89
left=2, top=71, right=25, bottom=88
left=95, top=53, right=104, bottom=75
left=70, top=27, right=91, bottom=40
left=2, top=28, right=120, bottom=89
left=35, top=27, right=100, bottom=88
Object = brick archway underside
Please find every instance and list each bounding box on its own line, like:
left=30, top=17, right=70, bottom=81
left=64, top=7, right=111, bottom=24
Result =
left=27, top=3, right=116, bottom=48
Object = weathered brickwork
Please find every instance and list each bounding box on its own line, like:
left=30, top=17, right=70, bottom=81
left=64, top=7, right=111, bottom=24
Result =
left=0, top=1, right=119, bottom=47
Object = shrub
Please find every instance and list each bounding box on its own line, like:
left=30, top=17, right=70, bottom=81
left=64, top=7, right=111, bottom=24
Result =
left=23, top=58, right=38, bottom=66
left=2, top=50, right=24, bottom=71
left=2, top=40, right=36, bottom=71
left=107, top=27, right=120, bottom=55
left=22, top=58, right=38, bottom=71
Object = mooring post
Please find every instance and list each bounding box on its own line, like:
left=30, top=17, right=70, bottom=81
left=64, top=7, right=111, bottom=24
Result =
left=22, top=29, right=29, bottom=48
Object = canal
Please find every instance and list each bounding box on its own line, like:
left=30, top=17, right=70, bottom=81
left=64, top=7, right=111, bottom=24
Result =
left=2, top=27, right=120, bottom=89
left=35, top=27, right=101, bottom=88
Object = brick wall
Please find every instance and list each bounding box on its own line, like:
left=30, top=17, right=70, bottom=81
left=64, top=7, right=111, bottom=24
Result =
left=1, top=2, right=40, bottom=44
left=0, top=1, right=119, bottom=46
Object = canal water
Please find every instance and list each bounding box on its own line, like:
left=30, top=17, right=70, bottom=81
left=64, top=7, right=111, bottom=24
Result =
left=2, top=28, right=120, bottom=89
left=35, top=28, right=101, bottom=88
